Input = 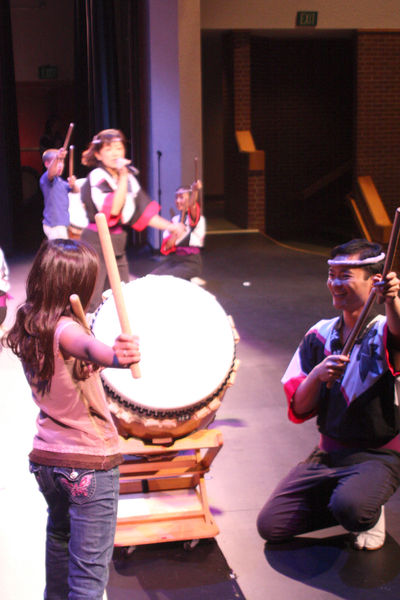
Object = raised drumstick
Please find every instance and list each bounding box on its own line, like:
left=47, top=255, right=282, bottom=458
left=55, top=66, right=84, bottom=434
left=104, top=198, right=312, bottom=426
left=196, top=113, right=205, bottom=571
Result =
left=69, top=145, right=74, bottom=178
left=95, top=212, right=141, bottom=378
left=194, top=155, right=203, bottom=212
left=62, top=122, right=74, bottom=151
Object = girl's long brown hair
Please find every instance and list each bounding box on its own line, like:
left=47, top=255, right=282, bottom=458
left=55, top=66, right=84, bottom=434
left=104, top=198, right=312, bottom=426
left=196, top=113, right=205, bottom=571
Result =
left=3, top=239, right=99, bottom=390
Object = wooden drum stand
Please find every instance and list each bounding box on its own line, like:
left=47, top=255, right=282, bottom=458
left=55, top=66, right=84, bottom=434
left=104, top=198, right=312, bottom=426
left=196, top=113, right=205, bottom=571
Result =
left=115, top=428, right=223, bottom=549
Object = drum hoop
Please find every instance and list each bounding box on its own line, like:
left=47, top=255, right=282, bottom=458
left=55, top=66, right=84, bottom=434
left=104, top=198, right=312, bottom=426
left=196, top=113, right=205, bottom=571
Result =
left=101, top=345, right=236, bottom=421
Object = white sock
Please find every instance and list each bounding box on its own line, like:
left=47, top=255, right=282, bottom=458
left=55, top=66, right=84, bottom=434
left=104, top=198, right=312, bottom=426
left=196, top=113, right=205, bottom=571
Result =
left=352, top=506, right=386, bottom=550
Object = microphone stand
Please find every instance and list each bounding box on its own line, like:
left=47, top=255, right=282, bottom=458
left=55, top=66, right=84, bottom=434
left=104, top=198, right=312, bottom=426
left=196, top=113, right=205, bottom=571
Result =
left=157, top=150, right=162, bottom=251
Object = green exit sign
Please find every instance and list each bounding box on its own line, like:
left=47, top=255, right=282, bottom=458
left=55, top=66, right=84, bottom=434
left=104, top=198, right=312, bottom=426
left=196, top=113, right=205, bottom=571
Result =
left=296, top=11, right=318, bottom=27
left=38, top=65, right=58, bottom=80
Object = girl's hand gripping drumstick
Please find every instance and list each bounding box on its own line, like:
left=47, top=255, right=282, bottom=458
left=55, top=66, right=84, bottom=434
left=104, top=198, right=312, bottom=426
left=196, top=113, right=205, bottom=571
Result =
left=95, top=212, right=141, bottom=378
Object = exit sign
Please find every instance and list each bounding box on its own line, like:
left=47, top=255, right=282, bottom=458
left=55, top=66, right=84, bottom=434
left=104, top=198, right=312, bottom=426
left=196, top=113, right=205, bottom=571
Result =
left=296, top=11, right=318, bottom=27
left=38, top=65, right=58, bottom=80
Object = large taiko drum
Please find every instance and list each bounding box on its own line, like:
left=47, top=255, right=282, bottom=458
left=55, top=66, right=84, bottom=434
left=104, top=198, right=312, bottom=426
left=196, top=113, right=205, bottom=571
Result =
left=91, top=275, right=239, bottom=443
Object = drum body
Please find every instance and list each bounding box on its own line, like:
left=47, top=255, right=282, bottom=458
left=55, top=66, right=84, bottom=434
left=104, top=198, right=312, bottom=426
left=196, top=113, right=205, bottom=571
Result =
left=68, top=179, right=88, bottom=239
left=91, top=275, right=238, bottom=442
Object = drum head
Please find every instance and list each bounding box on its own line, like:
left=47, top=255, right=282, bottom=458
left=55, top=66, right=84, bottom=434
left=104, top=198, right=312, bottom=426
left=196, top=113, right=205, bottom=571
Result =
left=91, top=275, right=236, bottom=412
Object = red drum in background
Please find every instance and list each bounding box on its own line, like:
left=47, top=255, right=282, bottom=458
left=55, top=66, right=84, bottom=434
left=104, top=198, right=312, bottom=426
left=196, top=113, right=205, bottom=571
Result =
left=91, top=275, right=239, bottom=442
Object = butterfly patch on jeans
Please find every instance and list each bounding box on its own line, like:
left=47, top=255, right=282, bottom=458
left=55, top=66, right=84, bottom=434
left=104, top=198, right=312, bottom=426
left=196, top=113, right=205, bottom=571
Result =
left=60, top=473, right=95, bottom=501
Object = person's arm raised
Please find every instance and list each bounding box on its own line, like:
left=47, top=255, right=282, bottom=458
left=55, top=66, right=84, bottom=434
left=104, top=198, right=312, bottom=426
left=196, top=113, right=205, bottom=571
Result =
left=47, top=148, right=67, bottom=181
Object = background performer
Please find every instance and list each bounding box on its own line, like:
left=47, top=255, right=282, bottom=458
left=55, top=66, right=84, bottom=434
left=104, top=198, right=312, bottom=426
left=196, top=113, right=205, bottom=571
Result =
left=151, top=179, right=205, bottom=281
left=40, top=148, right=79, bottom=240
left=80, top=129, right=185, bottom=312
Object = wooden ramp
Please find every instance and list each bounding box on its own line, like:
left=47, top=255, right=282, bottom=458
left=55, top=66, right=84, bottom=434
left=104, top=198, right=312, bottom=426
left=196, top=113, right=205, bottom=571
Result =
left=347, top=175, right=392, bottom=244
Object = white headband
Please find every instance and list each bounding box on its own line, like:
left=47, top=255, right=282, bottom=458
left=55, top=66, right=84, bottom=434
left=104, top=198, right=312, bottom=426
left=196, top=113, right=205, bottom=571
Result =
left=92, top=136, right=123, bottom=145
left=327, top=252, right=385, bottom=266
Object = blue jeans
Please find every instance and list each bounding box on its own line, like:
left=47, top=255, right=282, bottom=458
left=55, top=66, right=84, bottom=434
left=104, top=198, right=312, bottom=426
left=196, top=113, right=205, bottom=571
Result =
left=257, top=447, right=400, bottom=542
left=30, top=462, right=119, bottom=600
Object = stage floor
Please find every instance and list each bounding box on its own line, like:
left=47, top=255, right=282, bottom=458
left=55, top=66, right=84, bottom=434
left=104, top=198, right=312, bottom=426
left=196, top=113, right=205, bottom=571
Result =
left=1, top=231, right=400, bottom=600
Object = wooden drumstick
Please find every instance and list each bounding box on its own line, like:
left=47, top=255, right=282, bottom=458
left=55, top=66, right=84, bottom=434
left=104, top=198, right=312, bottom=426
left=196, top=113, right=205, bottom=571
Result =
left=62, top=122, right=74, bottom=151
left=69, top=145, right=74, bottom=178
left=70, top=293, right=90, bottom=332
left=194, top=155, right=203, bottom=213
left=381, top=207, right=400, bottom=278
left=95, top=212, right=141, bottom=378
left=70, top=293, right=115, bottom=400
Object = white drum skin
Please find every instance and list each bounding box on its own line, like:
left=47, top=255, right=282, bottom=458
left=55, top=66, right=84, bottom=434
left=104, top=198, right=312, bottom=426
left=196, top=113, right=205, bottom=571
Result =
left=91, top=275, right=238, bottom=441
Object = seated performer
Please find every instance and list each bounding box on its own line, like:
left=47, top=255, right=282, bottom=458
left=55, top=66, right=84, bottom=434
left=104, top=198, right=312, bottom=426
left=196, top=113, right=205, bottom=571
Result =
left=257, top=239, right=400, bottom=550
left=151, top=180, right=206, bottom=281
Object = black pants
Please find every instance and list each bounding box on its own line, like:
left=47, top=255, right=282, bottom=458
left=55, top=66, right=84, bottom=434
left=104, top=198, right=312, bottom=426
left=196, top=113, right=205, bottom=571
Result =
left=81, top=228, right=130, bottom=313
left=257, top=447, right=400, bottom=542
left=150, top=252, right=202, bottom=281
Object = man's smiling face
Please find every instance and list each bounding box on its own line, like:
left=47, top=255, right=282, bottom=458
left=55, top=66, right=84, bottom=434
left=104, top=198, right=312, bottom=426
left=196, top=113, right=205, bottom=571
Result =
left=327, top=254, right=375, bottom=314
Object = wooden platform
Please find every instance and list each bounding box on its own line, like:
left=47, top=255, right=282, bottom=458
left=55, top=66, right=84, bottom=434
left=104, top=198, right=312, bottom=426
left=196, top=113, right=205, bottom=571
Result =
left=115, top=429, right=223, bottom=547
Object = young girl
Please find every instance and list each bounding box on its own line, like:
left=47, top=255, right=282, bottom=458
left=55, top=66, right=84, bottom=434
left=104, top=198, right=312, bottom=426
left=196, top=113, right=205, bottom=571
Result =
left=3, top=238, right=140, bottom=599
left=80, top=128, right=185, bottom=312
left=151, top=179, right=206, bottom=281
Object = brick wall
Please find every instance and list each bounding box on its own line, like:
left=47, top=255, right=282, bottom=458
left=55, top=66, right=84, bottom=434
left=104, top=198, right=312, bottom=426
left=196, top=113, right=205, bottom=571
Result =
left=248, top=171, right=265, bottom=229
left=355, top=31, right=400, bottom=219
left=223, top=33, right=246, bottom=226
left=223, top=31, right=265, bottom=230
left=233, top=32, right=251, bottom=130
left=251, top=36, right=355, bottom=240
left=221, top=33, right=367, bottom=240
left=215, top=30, right=400, bottom=241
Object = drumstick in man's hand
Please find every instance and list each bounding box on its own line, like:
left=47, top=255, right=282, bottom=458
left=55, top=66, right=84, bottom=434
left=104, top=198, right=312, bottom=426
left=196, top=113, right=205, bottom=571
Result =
left=95, top=212, right=141, bottom=378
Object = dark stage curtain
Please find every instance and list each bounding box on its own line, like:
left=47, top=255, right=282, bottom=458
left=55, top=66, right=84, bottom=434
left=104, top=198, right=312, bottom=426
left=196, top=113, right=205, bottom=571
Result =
left=0, top=1, right=22, bottom=254
left=73, top=0, right=147, bottom=182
